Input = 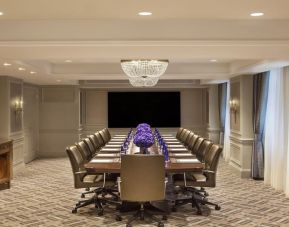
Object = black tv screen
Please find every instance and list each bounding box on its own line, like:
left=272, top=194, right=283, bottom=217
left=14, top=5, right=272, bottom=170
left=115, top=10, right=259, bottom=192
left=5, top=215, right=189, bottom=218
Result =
left=108, top=92, right=180, bottom=128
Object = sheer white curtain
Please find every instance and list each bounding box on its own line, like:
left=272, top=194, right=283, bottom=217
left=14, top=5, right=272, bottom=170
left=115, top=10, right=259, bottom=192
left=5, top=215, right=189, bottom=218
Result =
left=264, top=67, right=289, bottom=196
left=223, top=83, right=231, bottom=161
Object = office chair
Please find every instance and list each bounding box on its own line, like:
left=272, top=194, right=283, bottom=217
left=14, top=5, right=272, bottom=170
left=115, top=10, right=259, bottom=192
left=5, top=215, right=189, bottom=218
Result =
left=84, top=137, right=97, bottom=155
left=172, top=144, right=223, bottom=215
left=76, top=140, right=93, bottom=162
left=195, top=140, right=213, bottom=162
left=66, top=145, right=118, bottom=215
left=116, top=155, right=167, bottom=227
left=95, top=131, right=106, bottom=147
left=103, top=127, right=112, bottom=140
left=187, top=134, right=199, bottom=151
left=99, top=129, right=110, bottom=144
left=184, top=131, right=194, bottom=147
left=179, top=129, right=190, bottom=144
left=176, top=127, right=184, bottom=140
left=191, top=137, right=205, bottom=155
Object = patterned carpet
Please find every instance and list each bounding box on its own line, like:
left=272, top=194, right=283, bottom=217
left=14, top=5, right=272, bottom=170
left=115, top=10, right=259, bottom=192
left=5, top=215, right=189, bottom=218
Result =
left=1, top=158, right=289, bottom=227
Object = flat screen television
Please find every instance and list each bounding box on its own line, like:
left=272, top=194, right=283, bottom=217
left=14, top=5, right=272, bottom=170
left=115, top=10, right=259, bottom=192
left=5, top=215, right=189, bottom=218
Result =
left=108, top=92, right=180, bottom=128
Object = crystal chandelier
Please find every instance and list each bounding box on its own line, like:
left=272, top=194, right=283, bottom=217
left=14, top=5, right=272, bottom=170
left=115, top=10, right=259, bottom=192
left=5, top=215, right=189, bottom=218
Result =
left=121, top=60, right=169, bottom=87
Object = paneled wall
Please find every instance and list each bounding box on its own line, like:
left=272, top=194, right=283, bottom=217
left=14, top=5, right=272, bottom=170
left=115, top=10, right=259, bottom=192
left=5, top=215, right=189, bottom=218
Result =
left=23, top=84, right=39, bottom=163
left=229, top=75, right=254, bottom=178
left=80, top=88, right=207, bottom=138
left=39, top=86, right=79, bottom=157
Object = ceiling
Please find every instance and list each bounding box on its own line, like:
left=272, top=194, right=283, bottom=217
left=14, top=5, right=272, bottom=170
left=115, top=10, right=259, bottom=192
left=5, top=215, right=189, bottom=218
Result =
left=1, top=0, right=289, bottom=85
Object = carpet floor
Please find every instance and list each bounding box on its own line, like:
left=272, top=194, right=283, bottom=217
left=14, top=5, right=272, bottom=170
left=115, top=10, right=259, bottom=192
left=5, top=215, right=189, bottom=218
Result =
left=1, top=158, right=289, bottom=227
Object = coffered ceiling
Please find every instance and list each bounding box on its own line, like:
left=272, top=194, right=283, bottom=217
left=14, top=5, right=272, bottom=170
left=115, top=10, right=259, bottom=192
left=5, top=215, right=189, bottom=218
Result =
left=0, top=0, right=289, bottom=85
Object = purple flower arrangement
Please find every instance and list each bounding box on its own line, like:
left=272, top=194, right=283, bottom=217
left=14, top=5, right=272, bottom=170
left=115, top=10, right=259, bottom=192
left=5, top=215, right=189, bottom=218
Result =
left=133, top=123, right=155, bottom=148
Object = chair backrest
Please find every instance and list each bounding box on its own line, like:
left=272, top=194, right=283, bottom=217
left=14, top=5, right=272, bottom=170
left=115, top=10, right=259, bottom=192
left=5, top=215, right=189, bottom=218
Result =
left=84, top=137, right=96, bottom=155
left=99, top=129, right=110, bottom=144
left=76, top=140, right=92, bottom=161
left=180, top=129, right=190, bottom=144
left=188, top=134, right=199, bottom=151
left=121, top=155, right=165, bottom=202
left=195, top=139, right=213, bottom=162
left=191, top=137, right=205, bottom=154
left=176, top=127, right=184, bottom=139
left=204, top=144, right=223, bottom=172
left=203, top=144, right=223, bottom=187
left=103, top=128, right=112, bottom=140
left=95, top=132, right=106, bottom=147
left=66, top=145, right=86, bottom=188
left=88, top=135, right=100, bottom=152
left=184, top=132, right=194, bottom=146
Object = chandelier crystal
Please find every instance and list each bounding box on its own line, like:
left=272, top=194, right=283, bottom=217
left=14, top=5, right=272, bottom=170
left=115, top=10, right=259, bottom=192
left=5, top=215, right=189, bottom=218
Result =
left=121, top=60, right=169, bottom=87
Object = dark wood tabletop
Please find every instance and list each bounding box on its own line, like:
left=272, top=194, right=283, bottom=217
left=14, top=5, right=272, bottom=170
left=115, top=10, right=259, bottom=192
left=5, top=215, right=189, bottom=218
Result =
left=84, top=138, right=204, bottom=174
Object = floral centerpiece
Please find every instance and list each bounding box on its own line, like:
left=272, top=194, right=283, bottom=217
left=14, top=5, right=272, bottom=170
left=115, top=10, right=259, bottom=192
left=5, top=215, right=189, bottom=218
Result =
left=133, top=123, right=155, bottom=154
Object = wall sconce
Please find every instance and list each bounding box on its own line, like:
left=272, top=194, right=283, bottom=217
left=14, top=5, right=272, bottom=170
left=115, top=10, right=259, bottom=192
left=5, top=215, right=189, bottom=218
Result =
left=229, top=99, right=238, bottom=123
left=14, top=99, right=23, bottom=115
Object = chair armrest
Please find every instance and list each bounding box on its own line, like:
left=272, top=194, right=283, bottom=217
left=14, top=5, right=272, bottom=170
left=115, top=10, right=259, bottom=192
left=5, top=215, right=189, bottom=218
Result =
left=75, top=171, right=87, bottom=175
left=203, top=170, right=215, bottom=174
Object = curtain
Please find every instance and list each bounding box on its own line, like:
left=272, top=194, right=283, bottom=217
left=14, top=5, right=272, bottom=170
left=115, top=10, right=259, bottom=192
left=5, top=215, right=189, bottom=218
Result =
left=264, top=67, right=289, bottom=196
left=223, top=83, right=231, bottom=161
left=252, top=72, right=269, bottom=179
left=218, top=83, right=227, bottom=145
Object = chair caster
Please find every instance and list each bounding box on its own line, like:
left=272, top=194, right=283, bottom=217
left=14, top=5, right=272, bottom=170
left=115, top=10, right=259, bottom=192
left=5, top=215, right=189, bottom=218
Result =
left=72, top=209, right=77, bottom=214
left=81, top=194, right=85, bottom=198
left=126, top=224, right=132, bottom=227
left=85, top=187, right=90, bottom=191
left=97, top=209, right=104, bottom=216
left=215, top=205, right=221, bottom=210
left=162, top=215, right=167, bottom=220
left=204, top=192, right=209, bottom=196
left=171, top=206, right=177, bottom=212
left=115, top=215, right=122, bottom=221
left=158, top=222, right=164, bottom=227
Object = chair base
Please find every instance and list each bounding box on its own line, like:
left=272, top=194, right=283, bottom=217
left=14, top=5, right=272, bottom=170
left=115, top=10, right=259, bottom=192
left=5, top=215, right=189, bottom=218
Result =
left=116, top=203, right=167, bottom=227
left=173, top=187, right=220, bottom=215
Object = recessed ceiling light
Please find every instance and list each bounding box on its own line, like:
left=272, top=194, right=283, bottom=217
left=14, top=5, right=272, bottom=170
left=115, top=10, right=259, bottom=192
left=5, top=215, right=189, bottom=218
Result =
left=3, top=62, right=11, bottom=66
left=65, top=59, right=72, bottom=63
left=30, top=71, right=36, bottom=74
left=18, top=67, right=26, bottom=71
left=56, top=79, right=62, bottom=82
left=210, top=59, right=217, bottom=62
left=138, top=12, right=152, bottom=16
left=0, top=12, right=3, bottom=16
left=250, top=12, right=264, bottom=17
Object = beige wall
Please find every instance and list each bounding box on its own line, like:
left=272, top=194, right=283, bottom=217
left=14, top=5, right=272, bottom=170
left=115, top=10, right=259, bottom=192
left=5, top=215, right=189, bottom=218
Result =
left=39, top=86, right=79, bottom=157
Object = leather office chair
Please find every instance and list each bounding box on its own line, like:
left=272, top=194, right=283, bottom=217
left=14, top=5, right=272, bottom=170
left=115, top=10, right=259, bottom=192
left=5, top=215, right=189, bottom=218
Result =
left=88, top=134, right=102, bottom=153
left=66, top=145, right=117, bottom=215
left=84, top=137, right=97, bottom=155
left=95, top=132, right=106, bottom=148
left=191, top=137, right=205, bottom=155
left=172, top=144, right=223, bottom=214
left=177, top=128, right=186, bottom=141
left=179, top=129, right=190, bottom=144
left=76, top=140, right=93, bottom=162
left=187, top=134, right=199, bottom=151
left=103, top=127, right=112, bottom=140
left=116, top=155, right=167, bottom=227
left=176, top=127, right=184, bottom=140
left=184, top=132, right=194, bottom=147
left=195, top=140, right=213, bottom=162
left=99, top=129, right=110, bottom=144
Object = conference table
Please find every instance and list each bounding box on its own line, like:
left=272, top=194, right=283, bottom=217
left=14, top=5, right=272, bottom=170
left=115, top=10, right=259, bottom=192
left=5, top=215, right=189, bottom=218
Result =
left=85, top=134, right=204, bottom=174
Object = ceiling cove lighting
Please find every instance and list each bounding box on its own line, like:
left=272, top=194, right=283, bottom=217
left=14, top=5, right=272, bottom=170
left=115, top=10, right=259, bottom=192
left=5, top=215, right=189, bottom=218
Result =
left=121, top=59, right=169, bottom=87
left=250, top=12, right=264, bottom=17
left=138, top=12, right=152, bottom=16
left=3, top=62, right=11, bottom=66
